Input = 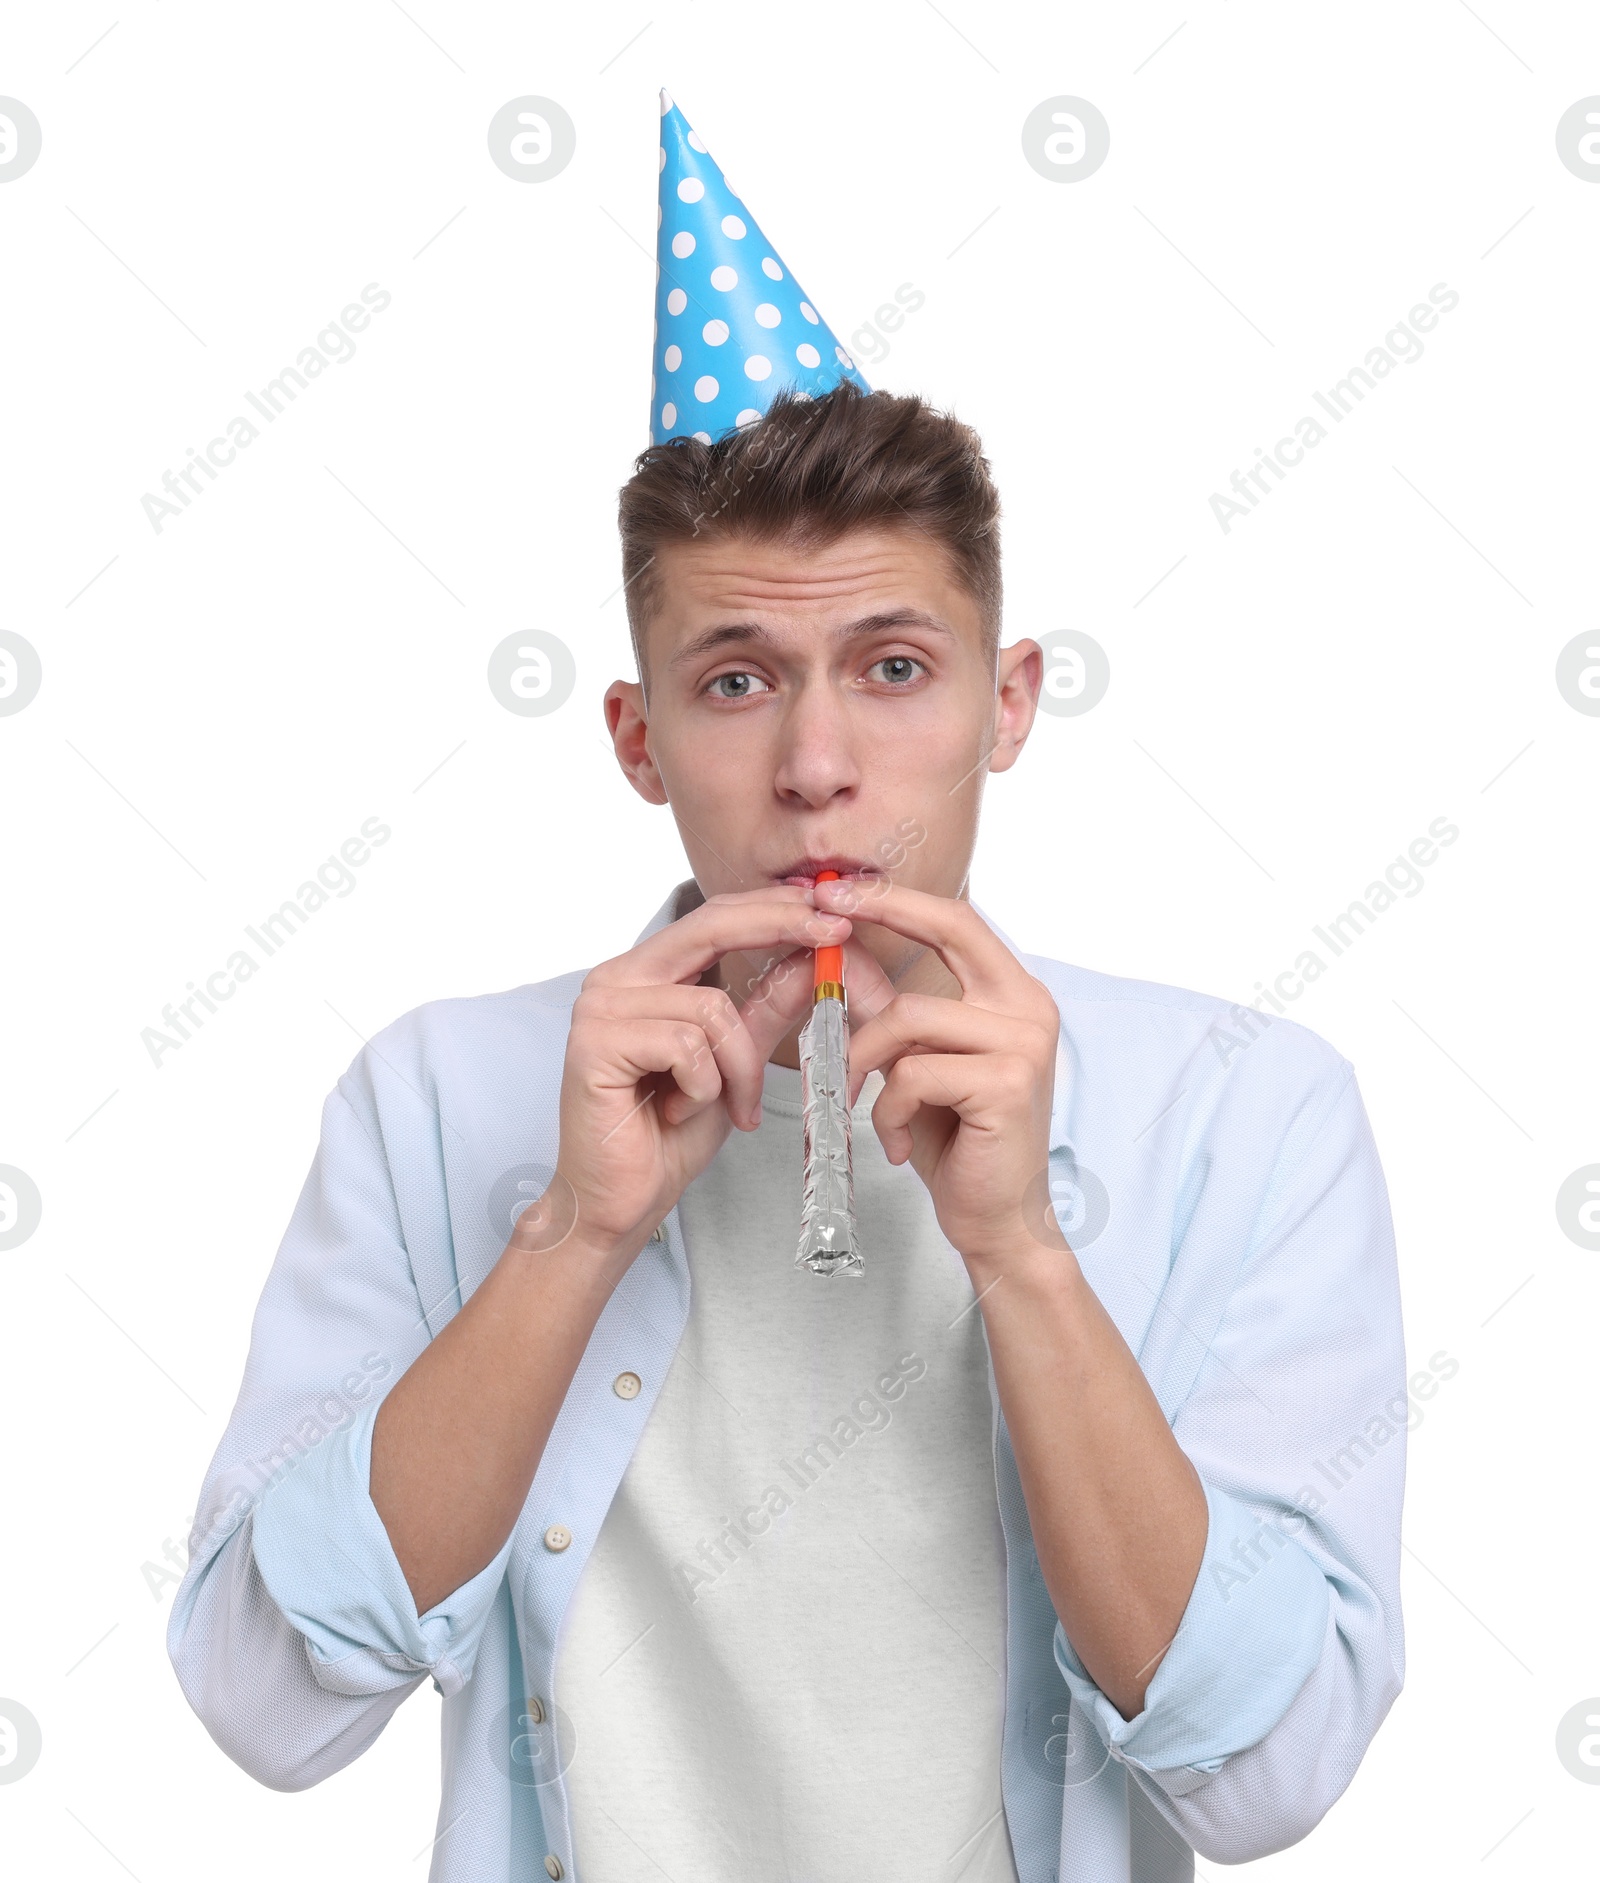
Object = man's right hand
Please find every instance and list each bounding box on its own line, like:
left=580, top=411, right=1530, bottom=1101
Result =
left=517, top=887, right=850, bottom=1286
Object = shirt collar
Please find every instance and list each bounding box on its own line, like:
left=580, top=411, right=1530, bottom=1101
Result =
left=635, top=875, right=705, bottom=938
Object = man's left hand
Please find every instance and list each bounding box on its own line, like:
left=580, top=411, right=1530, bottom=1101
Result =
left=812, top=877, right=1068, bottom=1280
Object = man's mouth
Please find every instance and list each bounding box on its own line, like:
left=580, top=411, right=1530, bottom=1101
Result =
left=770, top=855, right=883, bottom=888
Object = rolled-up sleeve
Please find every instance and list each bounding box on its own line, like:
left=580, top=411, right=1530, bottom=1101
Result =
left=168, top=1060, right=503, bottom=1787
left=250, top=1388, right=511, bottom=1700
left=1054, top=1054, right=1407, bottom=1860
left=1052, top=1474, right=1330, bottom=1792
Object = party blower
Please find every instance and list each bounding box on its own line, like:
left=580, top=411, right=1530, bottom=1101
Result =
left=796, top=870, right=863, bottom=1277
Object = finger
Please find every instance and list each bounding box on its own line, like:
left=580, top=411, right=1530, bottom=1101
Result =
left=657, top=951, right=816, bottom=1127
left=871, top=1056, right=968, bottom=1167
left=846, top=994, right=1048, bottom=1101
left=811, top=878, right=1047, bottom=1016
left=587, top=887, right=852, bottom=993
left=734, top=945, right=821, bottom=1069
left=884, top=1049, right=1037, bottom=1132
left=573, top=1015, right=724, bottom=1123
left=578, top=982, right=767, bottom=1129
left=836, top=935, right=900, bottom=1021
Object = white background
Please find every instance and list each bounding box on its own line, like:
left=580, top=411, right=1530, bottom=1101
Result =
left=3, top=1, right=1597, bottom=1875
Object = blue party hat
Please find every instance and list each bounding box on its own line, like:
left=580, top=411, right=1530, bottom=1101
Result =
left=652, top=89, right=871, bottom=447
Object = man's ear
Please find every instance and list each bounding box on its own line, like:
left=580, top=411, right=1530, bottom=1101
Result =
left=987, top=639, right=1044, bottom=776
left=604, top=680, right=670, bottom=806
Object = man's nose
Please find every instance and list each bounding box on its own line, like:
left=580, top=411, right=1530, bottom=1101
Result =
left=771, top=678, right=861, bottom=808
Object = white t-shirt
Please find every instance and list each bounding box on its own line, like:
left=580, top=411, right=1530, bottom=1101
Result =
left=558, top=1057, right=1021, bottom=1881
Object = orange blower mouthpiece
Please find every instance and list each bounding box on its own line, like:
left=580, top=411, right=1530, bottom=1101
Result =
left=813, top=869, right=843, bottom=992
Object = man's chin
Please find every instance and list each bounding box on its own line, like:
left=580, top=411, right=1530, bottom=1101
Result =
left=846, top=923, right=926, bottom=986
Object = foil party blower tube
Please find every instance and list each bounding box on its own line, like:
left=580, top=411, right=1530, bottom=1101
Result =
left=796, top=870, right=863, bottom=1277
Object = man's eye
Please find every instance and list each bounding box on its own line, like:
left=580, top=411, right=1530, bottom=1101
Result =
left=869, top=655, right=925, bottom=685
left=707, top=670, right=771, bottom=699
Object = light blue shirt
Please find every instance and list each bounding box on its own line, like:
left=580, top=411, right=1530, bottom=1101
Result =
left=168, top=880, right=1406, bottom=1882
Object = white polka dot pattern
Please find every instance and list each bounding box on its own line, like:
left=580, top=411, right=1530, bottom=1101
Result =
left=651, top=90, right=871, bottom=448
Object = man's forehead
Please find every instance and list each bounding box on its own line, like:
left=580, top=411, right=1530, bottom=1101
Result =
left=655, top=528, right=962, bottom=615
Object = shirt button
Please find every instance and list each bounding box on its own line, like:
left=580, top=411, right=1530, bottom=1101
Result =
left=542, top=1523, right=572, bottom=1552
left=525, top=1695, right=545, bottom=1724
left=544, top=1857, right=564, bottom=1879
left=613, top=1370, right=642, bottom=1399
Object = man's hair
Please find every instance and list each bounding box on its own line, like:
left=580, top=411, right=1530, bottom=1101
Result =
left=617, top=380, right=1002, bottom=684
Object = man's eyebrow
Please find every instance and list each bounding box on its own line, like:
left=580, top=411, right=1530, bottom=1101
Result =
left=667, top=608, right=955, bottom=669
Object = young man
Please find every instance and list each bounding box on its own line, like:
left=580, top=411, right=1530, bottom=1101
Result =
left=168, top=100, right=1405, bottom=1883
